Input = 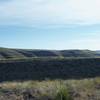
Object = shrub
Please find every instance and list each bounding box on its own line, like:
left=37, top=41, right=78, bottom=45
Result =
left=54, top=86, right=73, bottom=100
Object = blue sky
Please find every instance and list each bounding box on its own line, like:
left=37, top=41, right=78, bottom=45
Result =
left=0, top=0, right=100, bottom=50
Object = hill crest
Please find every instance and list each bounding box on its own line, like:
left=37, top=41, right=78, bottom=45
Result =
left=0, top=47, right=100, bottom=60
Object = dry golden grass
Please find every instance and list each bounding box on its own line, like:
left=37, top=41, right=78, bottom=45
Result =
left=0, top=77, right=100, bottom=100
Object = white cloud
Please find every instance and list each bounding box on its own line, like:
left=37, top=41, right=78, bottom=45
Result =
left=0, top=0, right=100, bottom=26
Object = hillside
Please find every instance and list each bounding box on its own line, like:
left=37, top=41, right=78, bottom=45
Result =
left=0, top=47, right=100, bottom=60
left=0, top=47, right=100, bottom=81
left=0, top=48, right=100, bottom=100
left=0, top=57, right=100, bottom=82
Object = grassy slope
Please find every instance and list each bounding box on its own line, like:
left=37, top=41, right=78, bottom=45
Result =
left=0, top=47, right=100, bottom=60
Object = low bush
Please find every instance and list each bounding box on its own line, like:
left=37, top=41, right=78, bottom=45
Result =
left=54, top=86, right=73, bottom=100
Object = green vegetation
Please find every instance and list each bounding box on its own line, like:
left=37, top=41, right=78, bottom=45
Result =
left=55, top=86, right=73, bottom=100
left=0, top=57, right=100, bottom=82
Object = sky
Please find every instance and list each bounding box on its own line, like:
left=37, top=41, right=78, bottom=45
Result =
left=0, top=0, right=100, bottom=50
